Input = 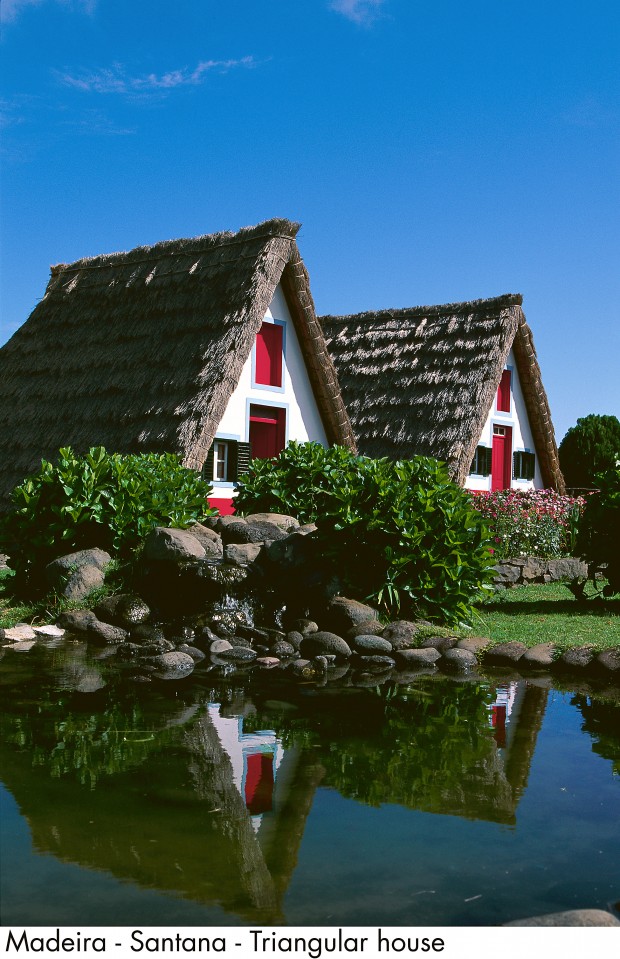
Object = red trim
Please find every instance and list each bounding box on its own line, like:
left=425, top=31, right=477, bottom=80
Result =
left=255, top=322, right=283, bottom=387
left=207, top=497, right=235, bottom=516
left=244, top=751, right=274, bottom=815
left=497, top=370, right=511, bottom=412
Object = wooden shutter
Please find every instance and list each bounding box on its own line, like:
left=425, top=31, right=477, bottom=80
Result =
left=203, top=446, right=215, bottom=483
left=497, top=370, right=511, bottom=412
left=255, top=322, right=283, bottom=387
left=235, top=442, right=252, bottom=478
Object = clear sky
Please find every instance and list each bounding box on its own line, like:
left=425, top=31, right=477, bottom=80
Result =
left=1, top=0, right=618, bottom=444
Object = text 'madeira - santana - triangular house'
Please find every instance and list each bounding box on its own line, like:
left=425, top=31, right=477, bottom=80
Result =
left=0, top=219, right=356, bottom=514
left=320, top=294, right=565, bottom=494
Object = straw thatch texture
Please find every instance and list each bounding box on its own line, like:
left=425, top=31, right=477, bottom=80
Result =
left=0, top=218, right=355, bottom=510
left=321, top=294, right=564, bottom=492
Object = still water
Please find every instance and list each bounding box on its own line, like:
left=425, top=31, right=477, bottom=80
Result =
left=1, top=636, right=619, bottom=927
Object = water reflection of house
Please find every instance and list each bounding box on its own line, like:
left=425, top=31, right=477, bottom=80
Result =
left=0, top=698, right=324, bottom=925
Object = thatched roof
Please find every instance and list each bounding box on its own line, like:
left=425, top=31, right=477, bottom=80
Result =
left=0, top=218, right=356, bottom=509
left=321, top=294, right=565, bottom=492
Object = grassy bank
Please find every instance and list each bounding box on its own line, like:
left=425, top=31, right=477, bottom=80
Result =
left=478, top=581, right=620, bottom=651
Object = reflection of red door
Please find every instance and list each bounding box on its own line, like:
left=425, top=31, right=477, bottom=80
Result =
left=491, top=425, right=512, bottom=490
left=244, top=751, right=274, bottom=815
left=249, top=405, right=286, bottom=460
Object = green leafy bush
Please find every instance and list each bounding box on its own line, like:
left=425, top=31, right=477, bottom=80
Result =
left=0, top=446, right=214, bottom=582
left=559, top=413, right=620, bottom=490
left=469, top=489, right=585, bottom=560
left=577, top=458, right=620, bottom=596
left=236, top=442, right=495, bottom=624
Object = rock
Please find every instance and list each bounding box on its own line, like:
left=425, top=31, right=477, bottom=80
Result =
left=346, top=620, right=385, bottom=639
left=285, top=630, right=304, bottom=650
left=559, top=646, right=596, bottom=669
left=323, top=596, right=379, bottom=633
left=32, top=624, right=65, bottom=638
left=0, top=623, right=37, bottom=641
left=441, top=648, right=478, bottom=670
left=504, top=909, right=620, bottom=927
left=547, top=558, right=589, bottom=581
left=140, top=639, right=176, bottom=655
left=484, top=641, right=527, bottom=664
left=131, top=624, right=167, bottom=644
left=244, top=513, right=300, bottom=531
left=521, top=643, right=557, bottom=668
left=290, top=619, right=319, bottom=635
left=57, top=609, right=100, bottom=634
left=177, top=643, right=206, bottom=662
left=184, top=523, right=224, bottom=558
left=142, top=527, right=207, bottom=562
left=224, top=543, right=262, bottom=566
left=256, top=657, right=281, bottom=668
left=350, top=635, right=394, bottom=655
left=271, top=640, right=296, bottom=658
left=300, top=631, right=352, bottom=660
left=94, top=594, right=151, bottom=628
left=207, top=638, right=234, bottom=654
left=45, top=548, right=112, bottom=588
left=216, top=647, right=257, bottom=663
left=419, top=636, right=458, bottom=653
left=456, top=636, right=490, bottom=654
left=60, top=565, right=106, bottom=602
left=493, top=563, right=521, bottom=585
left=149, top=651, right=195, bottom=678
left=264, top=530, right=316, bottom=569
left=382, top=620, right=424, bottom=650
left=205, top=514, right=246, bottom=533
left=596, top=648, right=620, bottom=671
left=395, top=647, right=441, bottom=667
left=521, top=557, right=548, bottom=582
left=87, top=620, right=128, bottom=645
left=223, top=520, right=288, bottom=545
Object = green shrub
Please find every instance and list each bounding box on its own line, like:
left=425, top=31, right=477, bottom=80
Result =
left=469, top=489, right=585, bottom=560
left=236, top=443, right=495, bottom=624
left=0, top=446, right=215, bottom=583
left=577, top=458, right=620, bottom=596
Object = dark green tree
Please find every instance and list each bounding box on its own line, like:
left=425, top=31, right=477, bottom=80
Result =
left=558, top=414, right=620, bottom=490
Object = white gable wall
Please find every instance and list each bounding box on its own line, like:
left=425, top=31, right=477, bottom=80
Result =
left=465, top=349, right=544, bottom=491
left=211, top=283, right=328, bottom=499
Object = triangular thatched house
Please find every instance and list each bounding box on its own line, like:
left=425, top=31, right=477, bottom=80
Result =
left=321, top=294, right=565, bottom=493
left=0, top=218, right=356, bottom=512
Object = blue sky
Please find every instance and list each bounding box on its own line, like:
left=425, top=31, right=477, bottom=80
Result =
left=1, top=0, right=619, bottom=443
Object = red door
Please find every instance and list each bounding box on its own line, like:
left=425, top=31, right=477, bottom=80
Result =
left=491, top=425, right=512, bottom=490
left=249, top=405, right=286, bottom=460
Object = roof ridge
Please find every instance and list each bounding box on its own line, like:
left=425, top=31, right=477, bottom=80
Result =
left=50, top=218, right=300, bottom=277
left=321, top=293, right=523, bottom=324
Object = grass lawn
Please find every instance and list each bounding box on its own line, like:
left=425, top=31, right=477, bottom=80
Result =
left=477, top=581, right=620, bottom=651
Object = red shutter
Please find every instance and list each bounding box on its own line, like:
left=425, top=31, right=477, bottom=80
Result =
left=497, top=369, right=511, bottom=412
left=255, top=322, right=283, bottom=387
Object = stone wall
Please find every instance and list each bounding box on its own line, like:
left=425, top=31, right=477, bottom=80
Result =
left=494, top=556, right=587, bottom=587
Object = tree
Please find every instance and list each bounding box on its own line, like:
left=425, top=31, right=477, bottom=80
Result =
left=558, top=414, right=620, bottom=490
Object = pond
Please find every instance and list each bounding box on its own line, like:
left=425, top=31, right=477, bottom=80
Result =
left=1, top=636, right=619, bottom=927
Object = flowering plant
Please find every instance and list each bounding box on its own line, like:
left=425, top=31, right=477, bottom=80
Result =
left=469, top=489, right=585, bottom=560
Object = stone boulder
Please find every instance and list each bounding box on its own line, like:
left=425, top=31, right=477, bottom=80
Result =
left=382, top=620, right=424, bottom=650
left=148, top=651, right=195, bottom=678
left=223, top=520, right=288, bottom=545
left=299, top=631, right=352, bottom=660
left=484, top=641, right=527, bottom=664
left=351, top=635, right=394, bottom=655
left=142, top=527, right=207, bottom=562
left=559, top=646, right=596, bottom=669
left=0, top=623, right=37, bottom=642
left=224, top=543, right=262, bottom=566
left=45, top=548, right=112, bottom=589
left=184, top=523, right=224, bottom=558
left=521, top=643, right=557, bottom=668
left=322, top=596, right=378, bottom=634
left=244, top=513, right=300, bottom=531
left=504, top=909, right=620, bottom=927
left=596, top=648, right=620, bottom=672
left=394, top=647, right=441, bottom=667
left=441, top=648, right=478, bottom=671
